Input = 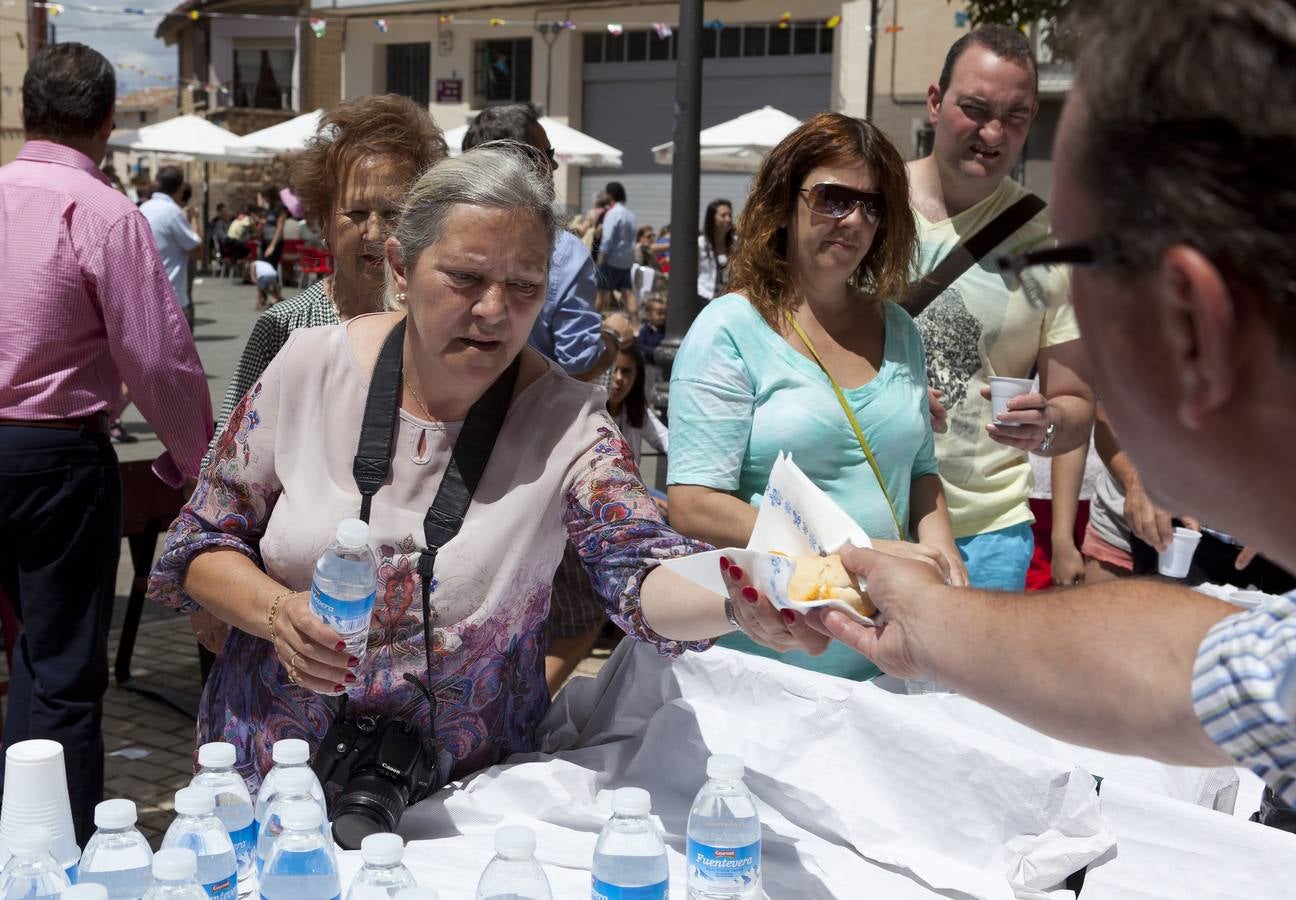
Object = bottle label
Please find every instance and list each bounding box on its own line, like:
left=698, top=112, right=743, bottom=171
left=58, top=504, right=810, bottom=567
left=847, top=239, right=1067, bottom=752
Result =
left=686, top=837, right=760, bottom=888
left=592, top=876, right=669, bottom=900
left=230, top=820, right=256, bottom=874
left=205, top=873, right=237, bottom=899
left=310, top=584, right=376, bottom=635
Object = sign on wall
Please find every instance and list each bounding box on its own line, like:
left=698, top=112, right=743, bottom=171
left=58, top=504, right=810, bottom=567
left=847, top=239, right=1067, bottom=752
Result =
left=436, top=79, right=463, bottom=103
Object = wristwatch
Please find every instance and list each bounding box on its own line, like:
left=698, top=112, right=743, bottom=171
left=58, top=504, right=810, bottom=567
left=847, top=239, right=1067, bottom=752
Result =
left=1038, top=421, right=1057, bottom=454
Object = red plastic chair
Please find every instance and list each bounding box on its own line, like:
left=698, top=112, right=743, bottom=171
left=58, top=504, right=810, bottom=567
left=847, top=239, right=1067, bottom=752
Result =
left=298, top=247, right=334, bottom=287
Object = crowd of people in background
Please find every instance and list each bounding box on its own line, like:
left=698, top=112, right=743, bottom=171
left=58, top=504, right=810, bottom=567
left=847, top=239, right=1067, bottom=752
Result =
left=4, top=0, right=1296, bottom=849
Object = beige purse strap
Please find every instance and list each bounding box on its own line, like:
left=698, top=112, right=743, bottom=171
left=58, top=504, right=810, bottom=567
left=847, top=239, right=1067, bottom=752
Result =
left=784, top=311, right=905, bottom=540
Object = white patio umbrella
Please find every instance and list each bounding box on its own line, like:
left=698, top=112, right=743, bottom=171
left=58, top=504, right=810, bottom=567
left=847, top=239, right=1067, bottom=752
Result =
left=443, top=116, right=622, bottom=168
left=652, top=106, right=801, bottom=172
left=108, top=114, right=269, bottom=162
left=227, top=109, right=325, bottom=155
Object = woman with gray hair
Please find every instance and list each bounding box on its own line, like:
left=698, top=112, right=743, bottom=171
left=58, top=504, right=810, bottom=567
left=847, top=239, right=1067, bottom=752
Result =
left=147, top=146, right=825, bottom=795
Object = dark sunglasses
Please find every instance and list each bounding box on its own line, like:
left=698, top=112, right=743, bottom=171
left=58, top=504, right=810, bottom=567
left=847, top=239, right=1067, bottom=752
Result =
left=996, top=236, right=1127, bottom=308
left=799, top=182, right=886, bottom=224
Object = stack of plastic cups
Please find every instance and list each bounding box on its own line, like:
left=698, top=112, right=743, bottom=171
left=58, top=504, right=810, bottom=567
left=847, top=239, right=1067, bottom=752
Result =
left=0, top=739, right=82, bottom=879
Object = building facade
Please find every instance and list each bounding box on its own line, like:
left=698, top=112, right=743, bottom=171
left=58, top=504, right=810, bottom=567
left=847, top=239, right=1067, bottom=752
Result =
left=0, top=0, right=48, bottom=164
left=312, top=0, right=872, bottom=223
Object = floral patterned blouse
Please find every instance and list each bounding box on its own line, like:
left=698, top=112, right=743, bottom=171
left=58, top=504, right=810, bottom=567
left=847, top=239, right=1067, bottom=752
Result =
left=147, top=318, right=710, bottom=793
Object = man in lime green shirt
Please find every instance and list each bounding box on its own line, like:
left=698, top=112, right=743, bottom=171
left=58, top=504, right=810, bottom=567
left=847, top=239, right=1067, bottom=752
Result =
left=907, top=26, right=1094, bottom=589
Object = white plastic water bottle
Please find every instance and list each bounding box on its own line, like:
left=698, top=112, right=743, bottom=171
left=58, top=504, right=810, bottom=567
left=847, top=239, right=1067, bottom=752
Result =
left=191, top=744, right=256, bottom=895
left=592, top=788, right=669, bottom=900
left=310, top=519, right=378, bottom=668
left=252, top=740, right=327, bottom=847
left=473, top=826, right=551, bottom=900
left=258, top=803, right=340, bottom=900
left=254, top=770, right=322, bottom=879
left=76, top=799, right=154, bottom=898
left=143, top=849, right=206, bottom=900
left=0, top=825, right=71, bottom=898
left=344, top=834, right=417, bottom=899
left=61, top=885, right=109, bottom=899
left=685, top=755, right=761, bottom=900
left=161, top=788, right=237, bottom=900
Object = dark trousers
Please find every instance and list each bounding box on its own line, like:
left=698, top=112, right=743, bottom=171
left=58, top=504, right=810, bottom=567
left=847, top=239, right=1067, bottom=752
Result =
left=0, top=425, right=121, bottom=846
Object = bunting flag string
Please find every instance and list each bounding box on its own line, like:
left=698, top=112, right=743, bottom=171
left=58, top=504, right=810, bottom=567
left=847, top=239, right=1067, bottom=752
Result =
left=28, top=2, right=848, bottom=36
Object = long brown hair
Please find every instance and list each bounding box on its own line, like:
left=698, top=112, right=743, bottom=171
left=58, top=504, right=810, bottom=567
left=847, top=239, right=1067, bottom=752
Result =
left=730, top=111, right=917, bottom=328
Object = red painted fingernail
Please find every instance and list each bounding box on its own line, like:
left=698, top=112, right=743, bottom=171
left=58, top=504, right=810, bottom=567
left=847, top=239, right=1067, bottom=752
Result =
left=720, top=556, right=732, bottom=569
left=729, top=565, right=744, bottom=581
left=347, top=656, right=359, bottom=668
left=334, top=684, right=346, bottom=692
left=335, top=641, right=346, bottom=651
left=344, top=672, right=357, bottom=684
left=741, top=586, right=758, bottom=603
left=781, top=609, right=797, bottom=625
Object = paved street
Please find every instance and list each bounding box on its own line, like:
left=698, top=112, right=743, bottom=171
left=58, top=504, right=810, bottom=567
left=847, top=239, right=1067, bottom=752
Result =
left=43, top=271, right=623, bottom=845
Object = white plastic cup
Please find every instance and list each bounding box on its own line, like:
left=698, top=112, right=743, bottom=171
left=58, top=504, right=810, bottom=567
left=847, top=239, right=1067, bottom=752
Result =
left=989, top=376, right=1035, bottom=426
left=0, top=739, right=80, bottom=871
left=1157, top=527, right=1202, bottom=578
left=1230, top=590, right=1270, bottom=610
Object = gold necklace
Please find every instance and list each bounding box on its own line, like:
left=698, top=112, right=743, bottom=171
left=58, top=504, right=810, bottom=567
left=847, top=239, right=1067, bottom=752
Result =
left=401, top=368, right=433, bottom=420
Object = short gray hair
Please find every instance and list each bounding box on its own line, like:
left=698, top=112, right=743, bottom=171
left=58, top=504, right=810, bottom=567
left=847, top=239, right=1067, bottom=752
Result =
left=388, top=143, right=559, bottom=310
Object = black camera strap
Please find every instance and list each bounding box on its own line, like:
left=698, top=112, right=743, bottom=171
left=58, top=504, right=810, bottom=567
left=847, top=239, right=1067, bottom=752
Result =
left=351, top=317, right=520, bottom=713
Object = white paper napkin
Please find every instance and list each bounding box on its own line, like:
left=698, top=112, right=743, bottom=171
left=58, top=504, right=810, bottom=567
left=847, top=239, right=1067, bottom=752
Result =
left=661, top=453, right=876, bottom=623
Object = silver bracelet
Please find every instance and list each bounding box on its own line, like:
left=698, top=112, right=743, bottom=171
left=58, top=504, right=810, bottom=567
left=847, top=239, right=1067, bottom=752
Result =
left=723, top=596, right=741, bottom=630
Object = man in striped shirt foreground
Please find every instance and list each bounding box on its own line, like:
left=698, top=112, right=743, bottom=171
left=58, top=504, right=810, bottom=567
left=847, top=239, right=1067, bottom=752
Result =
left=814, top=0, right=1296, bottom=823
left=0, top=43, right=212, bottom=842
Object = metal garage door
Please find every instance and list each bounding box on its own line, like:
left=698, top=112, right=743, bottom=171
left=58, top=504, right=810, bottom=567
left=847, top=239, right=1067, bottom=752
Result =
left=579, top=34, right=833, bottom=233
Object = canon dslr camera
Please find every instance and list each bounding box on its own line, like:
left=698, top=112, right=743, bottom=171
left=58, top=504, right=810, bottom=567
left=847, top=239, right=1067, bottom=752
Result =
left=313, top=709, right=454, bottom=850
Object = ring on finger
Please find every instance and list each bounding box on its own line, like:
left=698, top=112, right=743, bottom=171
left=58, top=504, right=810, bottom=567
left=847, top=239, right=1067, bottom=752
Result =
left=288, top=651, right=302, bottom=684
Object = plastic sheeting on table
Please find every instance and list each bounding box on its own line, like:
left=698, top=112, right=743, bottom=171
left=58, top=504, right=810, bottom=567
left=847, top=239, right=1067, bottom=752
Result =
left=341, top=642, right=1115, bottom=899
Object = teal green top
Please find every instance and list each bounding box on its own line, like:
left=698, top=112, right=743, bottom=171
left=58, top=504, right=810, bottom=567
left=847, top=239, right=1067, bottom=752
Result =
left=668, top=293, right=939, bottom=680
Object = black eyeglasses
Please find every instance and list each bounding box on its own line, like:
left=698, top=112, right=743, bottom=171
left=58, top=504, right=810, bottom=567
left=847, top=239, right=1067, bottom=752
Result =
left=996, top=236, right=1128, bottom=308
left=799, top=182, right=886, bottom=225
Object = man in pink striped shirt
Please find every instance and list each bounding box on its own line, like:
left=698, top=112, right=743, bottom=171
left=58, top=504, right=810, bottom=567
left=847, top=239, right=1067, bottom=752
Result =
left=0, top=42, right=212, bottom=842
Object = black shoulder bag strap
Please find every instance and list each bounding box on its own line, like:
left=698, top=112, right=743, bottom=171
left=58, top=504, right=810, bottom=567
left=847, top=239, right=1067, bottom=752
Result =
left=350, top=317, right=520, bottom=707
left=901, top=193, right=1047, bottom=319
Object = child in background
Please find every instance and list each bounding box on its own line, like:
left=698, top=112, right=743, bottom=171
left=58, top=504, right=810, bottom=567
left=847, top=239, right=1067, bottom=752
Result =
left=637, top=295, right=667, bottom=366
left=252, top=258, right=284, bottom=310
left=607, top=342, right=667, bottom=461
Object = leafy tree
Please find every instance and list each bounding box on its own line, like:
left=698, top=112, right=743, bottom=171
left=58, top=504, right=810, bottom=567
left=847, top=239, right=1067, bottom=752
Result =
left=953, top=0, right=1075, bottom=59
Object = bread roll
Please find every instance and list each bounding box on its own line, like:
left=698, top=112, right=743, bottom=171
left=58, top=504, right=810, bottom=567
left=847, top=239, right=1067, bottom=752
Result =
left=788, top=554, right=876, bottom=617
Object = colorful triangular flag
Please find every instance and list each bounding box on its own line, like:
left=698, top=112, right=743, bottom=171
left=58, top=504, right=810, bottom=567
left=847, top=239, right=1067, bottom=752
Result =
left=777, top=12, right=791, bottom=29
left=488, top=17, right=506, bottom=27
left=607, top=23, right=623, bottom=36
left=652, top=22, right=672, bottom=40
left=374, top=18, right=388, bottom=33
left=826, top=15, right=842, bottom=29
left=438, top=14, right=453, bottom=24
left=309, top=17, right=326, bottom=37
left=704, top=19, right=724, bottom=31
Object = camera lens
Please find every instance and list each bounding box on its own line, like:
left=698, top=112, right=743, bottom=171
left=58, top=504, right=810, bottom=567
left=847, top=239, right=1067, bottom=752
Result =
left=330, top=774, right=407, bottom=850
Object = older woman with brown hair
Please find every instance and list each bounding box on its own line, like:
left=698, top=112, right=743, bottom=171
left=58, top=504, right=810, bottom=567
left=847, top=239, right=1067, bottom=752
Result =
left=667, top=111, right=967, bottom=681
left=210, top=95, right=448, bottom=450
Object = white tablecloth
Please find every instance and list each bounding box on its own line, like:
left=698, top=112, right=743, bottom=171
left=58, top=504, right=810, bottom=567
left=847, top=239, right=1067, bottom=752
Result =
left=337, top=641, right=1294, bottom=899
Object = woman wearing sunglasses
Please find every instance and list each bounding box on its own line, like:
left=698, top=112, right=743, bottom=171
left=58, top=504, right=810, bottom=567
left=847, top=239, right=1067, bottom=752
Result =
left=667, top=111, right=967, bottom=680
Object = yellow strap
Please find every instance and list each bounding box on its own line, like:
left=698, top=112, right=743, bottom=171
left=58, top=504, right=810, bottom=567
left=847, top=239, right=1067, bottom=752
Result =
left=784, top=311, right=906, bottom=541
